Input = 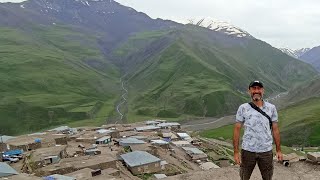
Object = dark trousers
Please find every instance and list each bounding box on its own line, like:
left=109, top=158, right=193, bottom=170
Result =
left=240, top=149, right=273, bottom=180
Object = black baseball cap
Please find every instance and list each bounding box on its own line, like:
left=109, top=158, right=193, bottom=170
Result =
left=248, top=80, right=264, bottom=89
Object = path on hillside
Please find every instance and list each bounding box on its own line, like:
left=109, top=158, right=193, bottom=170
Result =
left=116, top=77, right=128, bottom=121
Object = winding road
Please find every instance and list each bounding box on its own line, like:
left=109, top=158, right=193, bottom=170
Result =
left=116, top=77, right=128, bottom=121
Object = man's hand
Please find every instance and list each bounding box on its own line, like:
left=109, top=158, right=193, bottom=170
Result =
left=234, top=153, right=241, bottom=165
left=276, top=151, right=283, bottom=161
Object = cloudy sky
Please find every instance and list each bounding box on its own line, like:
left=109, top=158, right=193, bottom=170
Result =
left=115, top=0, right=319, bottom=50
left=1, top=0, right=319, bottom=49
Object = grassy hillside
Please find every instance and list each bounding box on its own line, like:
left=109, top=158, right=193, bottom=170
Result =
left=0, top=25, right=120, bottom=135
left=114, top=27, right=317, bottom=122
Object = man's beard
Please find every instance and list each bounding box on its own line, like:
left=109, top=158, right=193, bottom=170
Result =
left=251, top=93, right=262, bottom=101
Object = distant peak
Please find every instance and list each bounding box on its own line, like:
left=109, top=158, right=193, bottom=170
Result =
left=279, top=47, right=311, bottom=58
left=186, top=18, right=252, bottom=38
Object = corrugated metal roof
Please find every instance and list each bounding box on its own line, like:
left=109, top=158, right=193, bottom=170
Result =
left=120, top=151, right=161, bottom=167
left=0, top=162, right=19, bottom=177
left=182, top=147, right=205, bottom=154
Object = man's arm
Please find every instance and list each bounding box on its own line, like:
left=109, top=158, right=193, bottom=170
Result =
left=233, top=122, right=242, bottom=164
left=272, top=122, right=283, bottom=161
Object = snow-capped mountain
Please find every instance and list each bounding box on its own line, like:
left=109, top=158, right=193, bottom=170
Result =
left=295, top=48, right=311, bottom=57
left=279, top=48, right=311, bottom=58
left=186, top=18, right=253, bottom=38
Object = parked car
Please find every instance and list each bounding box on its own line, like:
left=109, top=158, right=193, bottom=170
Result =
left=3, top=156, right=19, bottom=163
left=11, top=155, right=23, bottom=160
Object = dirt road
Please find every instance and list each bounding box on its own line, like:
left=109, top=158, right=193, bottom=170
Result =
left=181, top=115, right=235, bottom=131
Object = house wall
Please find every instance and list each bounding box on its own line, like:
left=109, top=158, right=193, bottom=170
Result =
left=75, top=159, right=117, bottom=171
left=9, top=142, right=41, bottom=151
left=55, top=137, right=68, bottom=145
left=0, top=143, right=7, bottom=152
left=190, top=154, right=207, bottom=161
left=129, top=161, right=161, bottom=175
left=110, top=131, right=120, bottom=138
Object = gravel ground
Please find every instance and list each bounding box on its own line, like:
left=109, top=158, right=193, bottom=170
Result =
left=164, top=161, right=320, bottom=180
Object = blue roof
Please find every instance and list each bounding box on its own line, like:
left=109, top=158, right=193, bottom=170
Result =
left=3, top=149, right=23, bottom=156
left=120, top=151, right=161, bottom=167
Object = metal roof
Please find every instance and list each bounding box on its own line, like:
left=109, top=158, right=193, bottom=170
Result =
left=119, top=138, right=145, bottom=146
left=120, top=151, right=161, bottom=167
left=0, top=162, right=19, bottom=177
left=182, top=147, right=205, bottom=154
left=96, top=136, right=111, bottom=141
left=157, top=122, right=180, bottom=127
left=151, top=140, right=169, bottom=145
left=135, top=126, right=160, bottom=131
left=177, top=133, right=191, bottom=138
left=0, top=135, right=16, bottom=143
left=96, top=129, right=114, bottom=134
left=44, top=174, right=76, bottom=180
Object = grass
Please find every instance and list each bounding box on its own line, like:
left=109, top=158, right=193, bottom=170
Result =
left=200, top=124, right=238, bottom=140
left=66, top=98, right=117, bottom=127
left=125, top=40, right=247, bottom=120
left=0, top=25, right=120, bottom=135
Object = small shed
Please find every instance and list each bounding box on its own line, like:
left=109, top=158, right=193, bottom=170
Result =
left=120, top=151, right=162, bottom=175
left=182, top=147, right=207, bottom=161
left=95, top=136, right=112, bottom=144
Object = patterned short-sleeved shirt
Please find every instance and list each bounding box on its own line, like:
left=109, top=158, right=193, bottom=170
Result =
left=236, top=101, right=278, bottom=153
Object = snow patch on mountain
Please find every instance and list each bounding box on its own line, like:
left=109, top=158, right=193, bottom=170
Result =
left=186, top=18, right=252, bottom=38
left=279, top=48, right=311, bottom=58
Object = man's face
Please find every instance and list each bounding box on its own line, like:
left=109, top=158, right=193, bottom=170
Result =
left=248, top=86, right=264, bottom=101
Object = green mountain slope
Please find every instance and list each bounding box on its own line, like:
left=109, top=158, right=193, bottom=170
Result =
left=115, top=27, right=317, bottom=121
left=0, top=25, right=120, bottom=135
left=279, top=97, right=320, bottom=146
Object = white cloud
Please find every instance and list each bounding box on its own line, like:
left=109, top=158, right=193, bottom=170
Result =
left=115, top=0, right=320, bottom=49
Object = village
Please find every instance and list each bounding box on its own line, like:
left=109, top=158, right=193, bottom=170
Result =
left=1, top=120, right=320, bottom=180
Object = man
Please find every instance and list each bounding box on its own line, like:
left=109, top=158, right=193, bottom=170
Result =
left=233, top=81, right=283, bottom=180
